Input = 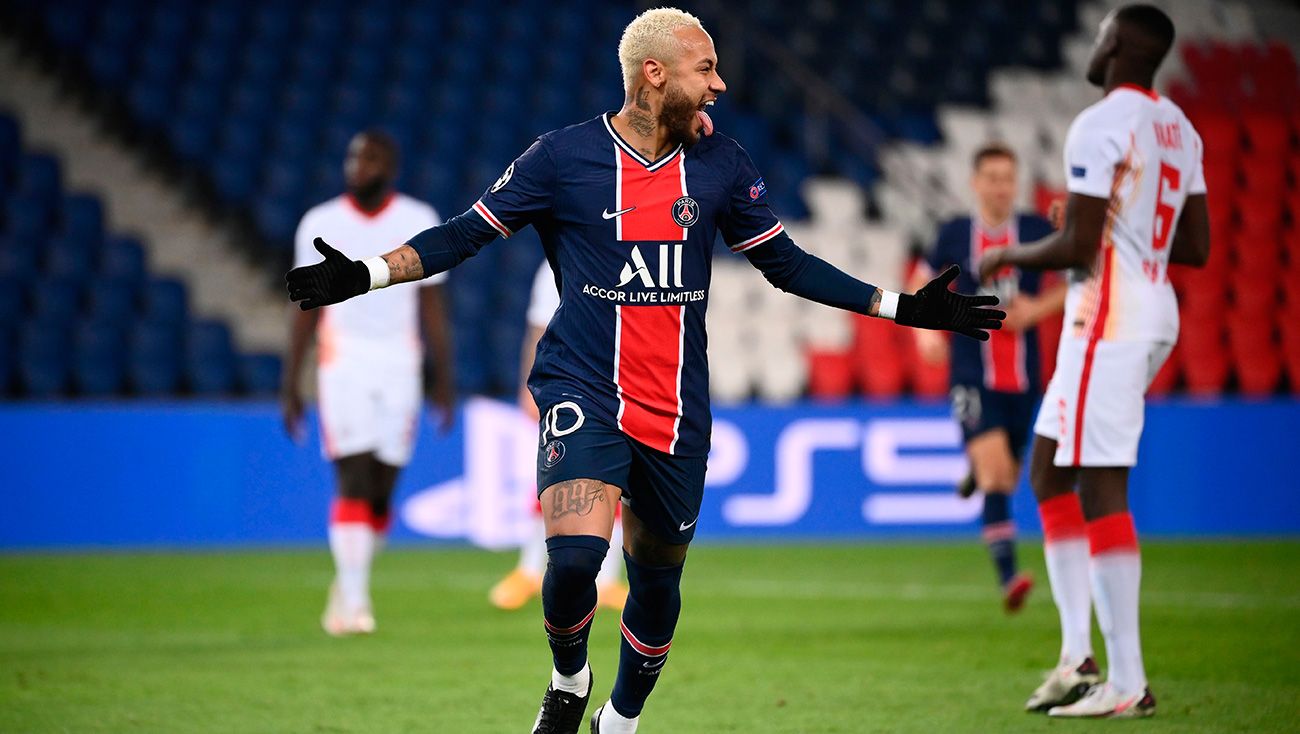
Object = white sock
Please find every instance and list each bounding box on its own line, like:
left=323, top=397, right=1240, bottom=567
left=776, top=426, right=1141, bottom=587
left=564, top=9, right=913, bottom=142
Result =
left=519, top=515, right=547, bottom=576
left=1090, top=551, right=1146, bottom=695
left=1044, top=538, right=1093, bottom=666
left=551, top=662, right=591, bottom=696
left=329, top=522, right=375, bottom=612
left=596, top=522, right=624, bottom=585
left=598, top=701, right=639, bottom=733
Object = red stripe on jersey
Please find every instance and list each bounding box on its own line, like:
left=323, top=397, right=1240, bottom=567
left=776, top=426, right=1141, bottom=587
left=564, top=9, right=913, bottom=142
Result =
left=1073, top=247, right=1114, bottom=466
left=731, top=222, right=785, bottom=252
left=473, top=200, right=512, bottom=238
left=617, top=149, right=687, bottom=242
left=615, top=304, right=684, bottom=454
left=973, top=221, right=1028, bottom=392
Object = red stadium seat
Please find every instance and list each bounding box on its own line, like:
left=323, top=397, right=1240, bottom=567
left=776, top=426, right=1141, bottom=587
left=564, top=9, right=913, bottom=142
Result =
left=1243, top=114, right=1294, bottom=154
left=1195, top=116, right=1243, bottom=156
left=807, top=349, right=855, bottom=400
left=1232, top=231, right=1283, bottom=276
left=1230, top=268, right=1281, bottom=315
left=853, top=315, right=905, bottom=398
left=1238, top=155, right=1287, bottom=198
left=1281, top=317, right=1300, bottom=393
left=902, top=334, right=949, bottom=399
left=1178, top=312, right=1229, bottom=395
left=1227, top=312, right=1281, bottom=395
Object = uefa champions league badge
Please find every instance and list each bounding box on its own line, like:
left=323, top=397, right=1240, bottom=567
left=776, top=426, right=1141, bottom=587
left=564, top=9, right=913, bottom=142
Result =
left=672, top=196, right=699, bottom=227
left=543, top=439, right=566, bottom=467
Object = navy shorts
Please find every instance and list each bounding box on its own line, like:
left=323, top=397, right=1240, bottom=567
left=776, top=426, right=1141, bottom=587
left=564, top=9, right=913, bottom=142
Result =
left=950, top=385, right=1040, bottom=458
left=536, top=401, right=707, bottom=544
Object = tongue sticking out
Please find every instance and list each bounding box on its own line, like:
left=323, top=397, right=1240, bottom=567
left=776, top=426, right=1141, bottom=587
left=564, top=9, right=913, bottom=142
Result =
left=696, top=109, right=714, bottom=137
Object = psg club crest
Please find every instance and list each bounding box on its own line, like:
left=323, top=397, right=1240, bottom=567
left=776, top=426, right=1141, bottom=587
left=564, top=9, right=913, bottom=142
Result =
left=672, top=196, right=699, bottom=228
left=543, top=439, right=566, bottom=468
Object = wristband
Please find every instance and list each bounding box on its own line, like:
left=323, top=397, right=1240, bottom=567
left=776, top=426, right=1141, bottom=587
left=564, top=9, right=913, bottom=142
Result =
left=878, top=290, right=900, bottom=320
left=363, top=256, right=390, bottom=290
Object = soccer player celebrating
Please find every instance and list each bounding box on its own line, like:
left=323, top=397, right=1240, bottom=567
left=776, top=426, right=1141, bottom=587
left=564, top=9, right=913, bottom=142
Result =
left=281, top=130, right=455, bottom=636
left=490, top=261, right=628, bottom=613
left=979, top=5, right=1210, bottom=718
left=913, top=143, right=1065, bottom=612
left=287, top=9, right=1004, bottom=732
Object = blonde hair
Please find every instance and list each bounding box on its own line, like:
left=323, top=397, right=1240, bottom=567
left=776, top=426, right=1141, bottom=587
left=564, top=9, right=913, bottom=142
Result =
left=618, top=7, right=708, bottom=92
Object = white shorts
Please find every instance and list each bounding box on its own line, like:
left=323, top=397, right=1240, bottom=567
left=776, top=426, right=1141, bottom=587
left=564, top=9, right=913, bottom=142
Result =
left=317, top=361, right=422, bottom=466
left=1033, top=338, right=1173, bottom=468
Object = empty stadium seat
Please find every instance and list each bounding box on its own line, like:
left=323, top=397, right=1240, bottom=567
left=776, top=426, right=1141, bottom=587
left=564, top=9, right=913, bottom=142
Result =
left=239, top=353, right=282, bottom=395
left=73, top=319, right=127, bottom=396
left=17, top=320, right=72, bottom=397
left=129, top=320, right=184, bottom=395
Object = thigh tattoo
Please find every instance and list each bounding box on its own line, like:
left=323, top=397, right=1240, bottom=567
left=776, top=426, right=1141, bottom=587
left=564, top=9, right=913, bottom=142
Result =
left=549, top=479, right=607, bottom=521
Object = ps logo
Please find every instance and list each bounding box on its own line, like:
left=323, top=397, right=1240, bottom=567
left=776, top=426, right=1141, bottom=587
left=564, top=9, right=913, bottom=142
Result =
left=672, top=196, right=698, bottom=227
left=490, top=162, right=515, bottom=193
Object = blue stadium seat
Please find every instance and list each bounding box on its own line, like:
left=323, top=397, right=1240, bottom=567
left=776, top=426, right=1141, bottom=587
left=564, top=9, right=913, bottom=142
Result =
left=169, top=114, right=217, bottom=165
left=44, top=235, right=96, bottom=285
left=148, top=4, right=194, bottom=49
left=0, top=324, right=13, bottom=394
left=0, top=237, right=39, bottom=281
left=29, top=276, right=82, bottom=323
left=85, top=277, right=139, bottom=322
left=239, top=353, right=282, bottom=395
left=187, top=319, right=237, bottom=394
left=5, top=192, right=55, bottom=242
left=60, top=193, right=105, bottom=248
left=0, top=275, right=23, bottom=326
left=86, top=39, right=132, bottom=88
left=100, top=235, right=147, bottom=285
left=127, top=78, right=174, bottom=128
left=18, top=320, right=72, bottom=397
left=44, top=5, right=93, bottom=51
left=73, top=319, right=127, bottom=396
left=212, top=157, right=259, bottom=205
left=18, top=153, right=61, bottom=201
left=129, top=319, right=183, bottom=395
left=141, top=277, right=188, bottom=324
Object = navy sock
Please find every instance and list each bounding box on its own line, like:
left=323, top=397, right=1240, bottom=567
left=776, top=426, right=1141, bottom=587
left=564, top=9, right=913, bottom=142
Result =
left=981, top=492, right=1018, bottom=586
left=610, top=552, right=684, bottom=719
left=541, top=535, right=608, bottom=676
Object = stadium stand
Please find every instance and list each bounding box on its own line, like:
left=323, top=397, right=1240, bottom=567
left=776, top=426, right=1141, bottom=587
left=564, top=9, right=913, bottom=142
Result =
left=0, top=110, right=281, bottom=398
left=1, top=0, right=1295, bottom=399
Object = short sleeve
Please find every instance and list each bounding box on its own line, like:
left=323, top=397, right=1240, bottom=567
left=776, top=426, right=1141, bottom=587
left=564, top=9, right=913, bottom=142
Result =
left=472, top=139, right=556, bottom=239
left=1063, top=115, right=1125, bottom=198
left=293, top=209, right=319, bottom=269
left=719, top=146, right=784, bottom=253
left=1187, top=127, right=1207, bottom=196
left=526, top=262, right=560, bottom=328
left=413, top=202, right=448, bottom=286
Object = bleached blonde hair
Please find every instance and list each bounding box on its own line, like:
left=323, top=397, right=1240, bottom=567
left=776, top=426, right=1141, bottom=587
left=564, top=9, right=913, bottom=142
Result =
left=618, top=7, right=708, bottom=92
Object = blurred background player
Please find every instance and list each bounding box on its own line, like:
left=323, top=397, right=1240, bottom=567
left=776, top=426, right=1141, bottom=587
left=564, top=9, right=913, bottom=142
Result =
left=913, top=142, right=1065, bottom=612
left=981, top=4, right=1210, bottom=718
left=281, top=130, right=456, bottom=636
left=490, top=260, right=628, bottom=612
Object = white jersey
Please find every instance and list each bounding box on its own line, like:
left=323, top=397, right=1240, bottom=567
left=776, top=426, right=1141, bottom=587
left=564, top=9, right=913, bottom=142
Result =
left=294, top=193, right=447, bottom=369
left=526, top=261, right=560, bottom=329
left=1061, top=85, right=1206, bottom=343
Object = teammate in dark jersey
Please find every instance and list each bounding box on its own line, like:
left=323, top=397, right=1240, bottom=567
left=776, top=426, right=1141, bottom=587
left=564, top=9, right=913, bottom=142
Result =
left=912, top=143, right=1065, bottom=613
left=287, top=9, right=1005, bottom=733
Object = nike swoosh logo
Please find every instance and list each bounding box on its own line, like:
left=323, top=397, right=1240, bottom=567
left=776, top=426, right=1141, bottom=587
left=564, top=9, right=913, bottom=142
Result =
left=602, top=206, right=636, bottom=219
left=678, top=519, right=697, bottom=532
left=642, top=657, right=667, bottom=669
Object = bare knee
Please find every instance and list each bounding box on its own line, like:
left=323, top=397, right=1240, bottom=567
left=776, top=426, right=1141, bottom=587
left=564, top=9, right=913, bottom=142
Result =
left=1028, top=437, right=1076, bottom=503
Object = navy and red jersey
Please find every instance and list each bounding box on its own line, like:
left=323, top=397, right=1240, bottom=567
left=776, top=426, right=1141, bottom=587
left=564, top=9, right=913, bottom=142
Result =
left=471, top=114, right=790, bottom=457
left=927, top=214, right=1055, bottom=393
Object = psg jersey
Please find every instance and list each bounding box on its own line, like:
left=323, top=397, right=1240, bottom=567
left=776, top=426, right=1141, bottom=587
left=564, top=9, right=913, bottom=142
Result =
left=472, top=113, right=786, bottom=457
left=928, top=214, right=1055, bottom=393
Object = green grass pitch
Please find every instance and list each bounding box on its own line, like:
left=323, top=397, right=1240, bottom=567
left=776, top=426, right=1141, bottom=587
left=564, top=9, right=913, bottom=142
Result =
left=1, top=541, right=1296, bottom=732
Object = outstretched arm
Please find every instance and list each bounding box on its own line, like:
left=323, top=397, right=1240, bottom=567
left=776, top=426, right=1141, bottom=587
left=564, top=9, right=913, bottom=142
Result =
left=285, top=210, right=499, bottom=310
left=979, top=193, right=1109, bottom=281
left=744, top=232, right=1005, bottom=341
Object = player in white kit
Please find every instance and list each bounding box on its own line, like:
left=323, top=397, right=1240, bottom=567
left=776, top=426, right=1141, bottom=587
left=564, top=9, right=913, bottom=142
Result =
left=490, top=262, right=628, bottom=612
left=980, top=5, right=1210, bottom=718
left=281, top=130, right=456, bottom=636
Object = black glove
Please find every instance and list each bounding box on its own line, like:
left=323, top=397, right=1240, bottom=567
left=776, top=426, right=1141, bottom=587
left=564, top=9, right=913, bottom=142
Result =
left=285, top=238, right=370, bottom=310
left=895, top=265, right=1006, bottom=341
